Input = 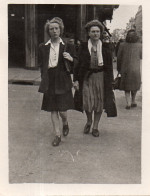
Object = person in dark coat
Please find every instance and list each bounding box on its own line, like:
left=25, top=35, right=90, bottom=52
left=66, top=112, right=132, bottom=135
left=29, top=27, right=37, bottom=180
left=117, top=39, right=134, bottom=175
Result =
left=73, top=20, right=117, bottom=137
left=117, top=29, right=142, bottom=109
left=115, top=38, right=124, bottom=56
left=38, top=17, right=77, bottom=146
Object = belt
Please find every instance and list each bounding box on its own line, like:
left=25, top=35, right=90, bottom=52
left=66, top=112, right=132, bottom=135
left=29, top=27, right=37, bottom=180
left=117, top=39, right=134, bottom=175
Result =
left=86, top=66, right=104, bottom=78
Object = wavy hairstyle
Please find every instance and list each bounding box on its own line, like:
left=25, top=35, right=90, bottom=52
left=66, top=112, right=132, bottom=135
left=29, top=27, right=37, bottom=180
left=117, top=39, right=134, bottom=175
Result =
left=85, top=20, right=104, bottom=40
left=45, top=17, right=64, bottom=37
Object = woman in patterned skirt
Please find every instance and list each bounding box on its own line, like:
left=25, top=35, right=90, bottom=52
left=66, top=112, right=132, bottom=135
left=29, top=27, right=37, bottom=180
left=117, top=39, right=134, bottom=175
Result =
left=74, top=20, right=117, bottom=137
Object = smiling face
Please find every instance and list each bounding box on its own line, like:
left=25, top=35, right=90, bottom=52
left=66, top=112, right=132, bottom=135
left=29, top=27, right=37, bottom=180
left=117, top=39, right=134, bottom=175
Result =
left=48, top=22, right=60, bottom=39
left=88, top=26, right=101, bottom=41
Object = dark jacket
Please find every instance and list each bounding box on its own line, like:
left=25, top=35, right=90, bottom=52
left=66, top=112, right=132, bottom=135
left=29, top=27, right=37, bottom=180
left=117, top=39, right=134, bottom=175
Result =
left=74, top=42, right=117, bottom=117
left=117, top=42, right=142, bottom=91
left=38, top=42, right=77, bottom=94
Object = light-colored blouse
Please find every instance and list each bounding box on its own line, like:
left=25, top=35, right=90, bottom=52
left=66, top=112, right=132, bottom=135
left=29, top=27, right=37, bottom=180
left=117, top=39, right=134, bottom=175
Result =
left=45, top=38, right=65, bottom=68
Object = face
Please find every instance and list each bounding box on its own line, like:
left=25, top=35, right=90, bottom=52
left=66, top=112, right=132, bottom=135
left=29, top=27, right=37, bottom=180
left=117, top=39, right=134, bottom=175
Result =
left=69, top=39, right=75, bottom=45
left=88, top=26, right=101, bottom=41
left=103, top=37, right=110, bottom=43
left=48, top=23, right=60, bottom=39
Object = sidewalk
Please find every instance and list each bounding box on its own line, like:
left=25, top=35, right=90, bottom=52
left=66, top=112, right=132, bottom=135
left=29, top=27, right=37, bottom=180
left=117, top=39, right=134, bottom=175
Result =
left=8, top=64, right=118, bottom=85
left=8, top=66, right=142, bottom=184
left=8, top=67, right=41, bottom=85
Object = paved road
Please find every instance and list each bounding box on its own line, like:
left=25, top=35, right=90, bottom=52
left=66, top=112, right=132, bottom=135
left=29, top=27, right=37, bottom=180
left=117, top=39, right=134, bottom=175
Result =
left=8, top=84, right=142, bottom=184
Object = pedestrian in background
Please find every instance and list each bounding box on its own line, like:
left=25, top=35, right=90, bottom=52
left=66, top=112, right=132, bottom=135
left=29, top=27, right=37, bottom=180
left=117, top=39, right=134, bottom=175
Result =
left=38, top=17, right=77, bottom=146
left=117, top=29, right=142, bottom=109
left=115, top=38, right=124, bottom=56
left=73, top=20, right=117, bottom=137
left=75, top=39, right=82, bottom=54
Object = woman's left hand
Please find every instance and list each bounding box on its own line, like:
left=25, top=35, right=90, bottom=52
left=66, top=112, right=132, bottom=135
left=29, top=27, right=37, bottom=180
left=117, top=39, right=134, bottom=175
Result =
left=63, top=52, right=73, bottom=62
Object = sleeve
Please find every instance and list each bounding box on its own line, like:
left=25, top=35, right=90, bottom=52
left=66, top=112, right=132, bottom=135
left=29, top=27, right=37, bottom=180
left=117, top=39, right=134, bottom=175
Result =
left=117, top=43, right=123, bottom=73
left=73, top=44, right=83, bottom=82
left=66, top=44, right=78, bottom=74
left=102, top=45, right=114, bottom=89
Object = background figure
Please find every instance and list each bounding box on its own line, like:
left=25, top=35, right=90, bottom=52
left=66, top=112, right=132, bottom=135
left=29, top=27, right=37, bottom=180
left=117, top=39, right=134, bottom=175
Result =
left=73, top=20, right=117, bottom=137
left=38, top=17, right=77, bottom=146
left=117, top=29, right=142, bottom=109
left=103, top=32, right=116, bottom=62
left=68, top=37, right=75, bottom=45
left=75, top=39, right=82, bottom=54
left=115, top=38, right=124, bottom=56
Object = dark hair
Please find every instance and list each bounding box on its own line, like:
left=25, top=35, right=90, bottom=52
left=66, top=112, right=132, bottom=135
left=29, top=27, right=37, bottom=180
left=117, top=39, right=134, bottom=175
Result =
left=45, top=17, right=64, bottom=37
left=126, top=29, right=139, bottom=43
left=85, top=20, right=104, bottom=34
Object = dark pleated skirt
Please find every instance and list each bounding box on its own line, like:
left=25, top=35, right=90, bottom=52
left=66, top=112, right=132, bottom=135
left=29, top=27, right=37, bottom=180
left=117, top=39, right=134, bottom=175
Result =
left=41, top=68, right=74, bottom=112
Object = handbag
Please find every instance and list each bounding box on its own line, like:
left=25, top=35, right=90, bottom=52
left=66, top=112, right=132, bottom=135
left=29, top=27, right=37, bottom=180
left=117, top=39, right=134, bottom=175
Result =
left=113, top=73, right=121, bottom=90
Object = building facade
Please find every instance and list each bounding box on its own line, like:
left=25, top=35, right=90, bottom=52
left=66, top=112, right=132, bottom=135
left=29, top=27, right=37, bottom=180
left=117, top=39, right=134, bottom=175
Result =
left=125, top=5, right=142, bottom=42
left=135, top=5, right=142, bottom=42
left=8, top=4, right=119, bottom=69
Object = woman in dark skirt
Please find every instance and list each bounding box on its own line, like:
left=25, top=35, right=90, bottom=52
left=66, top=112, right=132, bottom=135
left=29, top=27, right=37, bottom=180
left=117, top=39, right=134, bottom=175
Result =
left=38, top=17, right=77, bottom=146
left=73, top=20, right=117, bottom=137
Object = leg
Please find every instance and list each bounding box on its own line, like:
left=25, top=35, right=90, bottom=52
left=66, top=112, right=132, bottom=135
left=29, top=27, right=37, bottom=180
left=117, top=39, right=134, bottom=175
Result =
left=131, top=90, right=137, bottom=107
left=51, top=111, right=60, bottom=136
left=131, top=90, right=137, bottom=104
left=125, top=91, right=131, bottom=109
left=84, top=111, right=93, bottom=134
left=59, top=111, right=69, bottom=136
left=93, top=111, right=102, bottom=130
left=51, top=111, right=61, bottom=146
left=85, top=111, right=93, bottom=125
left=91, top=111, right=102, bottom=137
left=59, top=111, right=68, bottom=126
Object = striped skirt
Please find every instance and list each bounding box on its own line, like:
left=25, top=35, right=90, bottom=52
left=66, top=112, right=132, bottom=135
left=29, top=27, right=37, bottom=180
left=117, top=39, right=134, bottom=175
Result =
left=83, top=72, right=104, bottom=113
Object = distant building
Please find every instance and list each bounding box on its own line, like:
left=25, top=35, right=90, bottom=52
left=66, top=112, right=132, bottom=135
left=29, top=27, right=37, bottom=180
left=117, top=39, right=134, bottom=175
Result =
left=125, top=5, right=142, bottom=42
left=126, top=17, right=136, bottom=32
left=8, top=4, right=119, bottom=68
left=135, top=5, right=142, bottom=42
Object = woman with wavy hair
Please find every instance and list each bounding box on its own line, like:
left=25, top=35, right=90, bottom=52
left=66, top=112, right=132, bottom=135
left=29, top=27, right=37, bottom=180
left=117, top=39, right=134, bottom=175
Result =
left=74, top=20, right=117, bottom=137
left=117, top=29, right=142, bottom=109
left=38, top=17, right=77, bottom=146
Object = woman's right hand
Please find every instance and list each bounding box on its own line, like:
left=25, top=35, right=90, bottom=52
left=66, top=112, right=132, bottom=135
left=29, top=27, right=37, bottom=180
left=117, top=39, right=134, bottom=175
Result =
left=73, top=81, right=79, bottom=91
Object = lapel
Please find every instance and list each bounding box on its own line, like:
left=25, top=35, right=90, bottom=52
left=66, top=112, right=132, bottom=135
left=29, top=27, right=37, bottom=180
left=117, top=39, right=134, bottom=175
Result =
left=58, top=42, right=65, bottom=64
left=84, top=42, right=91, bottom=61
left=44, top=43, right=50, bottom=65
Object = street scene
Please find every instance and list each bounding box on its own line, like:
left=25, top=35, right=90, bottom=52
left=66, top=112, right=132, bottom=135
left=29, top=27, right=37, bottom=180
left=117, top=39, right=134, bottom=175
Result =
left=8, top=4, right=142, bottom=184
left=8, top=65, right=142, bottom=184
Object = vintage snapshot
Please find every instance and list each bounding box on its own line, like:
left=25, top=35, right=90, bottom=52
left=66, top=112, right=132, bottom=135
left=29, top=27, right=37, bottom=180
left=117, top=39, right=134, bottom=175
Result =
left=1, top=0, right=150, bottom=195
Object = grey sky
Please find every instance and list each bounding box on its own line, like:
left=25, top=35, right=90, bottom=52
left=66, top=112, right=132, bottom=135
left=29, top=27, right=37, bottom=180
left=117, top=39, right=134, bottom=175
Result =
left=107, top=5, right=140, bottom=33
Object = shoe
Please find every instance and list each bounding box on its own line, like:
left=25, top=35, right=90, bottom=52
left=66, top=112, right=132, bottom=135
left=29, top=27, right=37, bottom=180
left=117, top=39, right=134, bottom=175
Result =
left=125, top=106, right=131, bottom=110
left=84, top=123, right=91, bottom=134
left=52, top=136, right=61, bottom=146
left=131, top=103, right=137, bottom=107
left=63, top=124, right=69, bottom=136
left=92, top=129, right=99, bottom=137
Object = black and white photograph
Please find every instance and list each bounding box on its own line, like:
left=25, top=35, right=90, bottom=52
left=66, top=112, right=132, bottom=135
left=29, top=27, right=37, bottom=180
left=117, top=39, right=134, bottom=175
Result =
left=0, top=0, right=150, bottom=195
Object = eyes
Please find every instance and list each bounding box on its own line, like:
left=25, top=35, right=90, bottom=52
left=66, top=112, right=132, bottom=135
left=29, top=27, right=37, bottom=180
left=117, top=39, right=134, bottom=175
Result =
left=49, top=27, right=59, bottom=31
left=90, top=30, right=100, bottom=33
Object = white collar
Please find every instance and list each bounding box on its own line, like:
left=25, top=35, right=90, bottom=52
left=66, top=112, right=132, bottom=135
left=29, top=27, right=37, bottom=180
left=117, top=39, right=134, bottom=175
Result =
left=45, top=38, right=65, bottom=45
left=88, top=38, right=103, bottom=66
